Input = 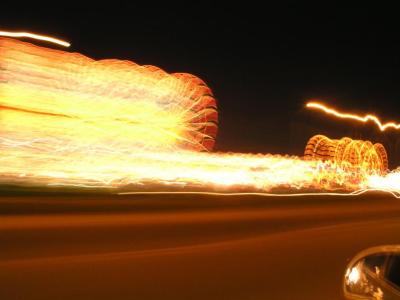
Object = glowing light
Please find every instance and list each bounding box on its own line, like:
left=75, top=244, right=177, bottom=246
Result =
left=0, top=36, right=218, bottom=152
left=0, top=138, right=369, bottom=191
left=306, top=101, right=400, bottom=131
left=118, top=189, right=400, bottom=199
left=346, top=266, right=361, bottom=284
left=2, top=36, right=400, bottom=195
left=305, top=135, right=388, bottom=175
left=368, top=170, right=400, bottom=190
left=0, top=30, right=70, bottom=47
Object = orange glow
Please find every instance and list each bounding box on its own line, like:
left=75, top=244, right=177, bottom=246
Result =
left=346, top=266, right=361, bottom=285
left=305, top=135, right=388, bottom=175
left=1, top=36, right=400, bottom=195
left=0, top=30, right=70, bottom=47
left=0, top=37, right=217, bottom=152
left=0, top=145, right=366, bottom=191
left=118, top=189, right=400, bottom=198
left=306, top=101, right=400, bottom=131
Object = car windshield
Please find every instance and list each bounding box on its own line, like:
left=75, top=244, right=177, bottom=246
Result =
left=386, top=255, right=400, bottom=288
left=363, top=254, right=387, bottom=276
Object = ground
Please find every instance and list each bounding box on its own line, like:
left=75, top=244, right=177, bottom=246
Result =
left=1, top=192, right=400, bottom=299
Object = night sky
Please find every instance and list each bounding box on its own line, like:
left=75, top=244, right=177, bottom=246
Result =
left=3, top=4, right=400, bottom=166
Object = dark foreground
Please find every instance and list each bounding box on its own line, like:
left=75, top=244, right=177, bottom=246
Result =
left=0, top=191, right=400, bottom=300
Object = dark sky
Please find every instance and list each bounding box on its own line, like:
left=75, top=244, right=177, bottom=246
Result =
left=3, top=4, right=400, bottom=165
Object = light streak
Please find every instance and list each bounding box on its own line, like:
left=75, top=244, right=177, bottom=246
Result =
left=0, top=30, right=70, bottom=47
left=1, top=36, right=400, bottom=196
left=306, top=101, right=400, bottom=131
left=0, top=142, right=367, bottom=192
left=305, top=135, right=388, bottom=175
left=0, top=36, right=218, bottom=152
left=118, top=189, right=400, bottom=199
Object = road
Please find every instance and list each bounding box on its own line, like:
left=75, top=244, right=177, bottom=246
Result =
left=0, top=191, right=400, bottom=300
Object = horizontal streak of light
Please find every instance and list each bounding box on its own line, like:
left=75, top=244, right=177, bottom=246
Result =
left=0, top=30, right=70, bottom=47
left=118, top=189, right=400, bottom=199
left=306, top=101, right=400, bottom=131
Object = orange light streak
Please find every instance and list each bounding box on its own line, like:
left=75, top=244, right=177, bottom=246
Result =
left=2, top=36, right=400, bottom=195
left=0, top=30, right=70, bottom=47
left=306, top=101, right=400, bottom=131
left=0, top=139, right=367, bottom=192
left=118, top=189, right=400, bottom=199
left=0, top=36, right=218, bottom=152
left=304, top=135, right=388, bottom=175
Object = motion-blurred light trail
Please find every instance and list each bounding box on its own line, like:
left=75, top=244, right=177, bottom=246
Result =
left=0, top=36, right=218, bottom=152
left=306, top=101, right=400, bottom=131
left=0, top=30, right=70, bottom=47
left=0, top=142, right=367, bottom=192
left=118, top=189, right=400, bottom=199
left=305, top=135, right=388, bottom=175
left=1, top=34, right=400, bottom=195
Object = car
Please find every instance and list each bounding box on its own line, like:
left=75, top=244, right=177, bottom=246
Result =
left=344, top=245, right=400, bottom=299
